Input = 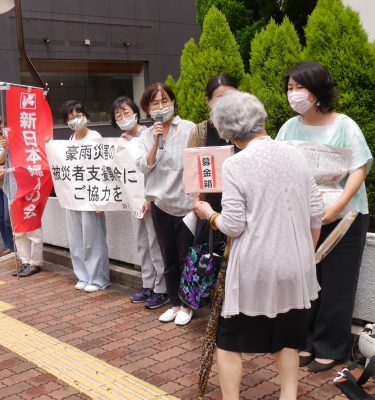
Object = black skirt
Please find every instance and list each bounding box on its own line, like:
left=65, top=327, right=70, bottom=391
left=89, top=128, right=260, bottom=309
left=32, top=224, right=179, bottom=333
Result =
left=216, top=308, right=311, bottom=354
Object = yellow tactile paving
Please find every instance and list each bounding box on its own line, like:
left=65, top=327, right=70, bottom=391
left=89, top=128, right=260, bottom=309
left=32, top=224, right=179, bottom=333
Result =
left=0, top=301, right=179, bottom=400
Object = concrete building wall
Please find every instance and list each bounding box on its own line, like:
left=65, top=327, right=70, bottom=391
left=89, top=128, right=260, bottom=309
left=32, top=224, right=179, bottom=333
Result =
left=0, top=0, right=200, bottom=84
left=342, top=0, right=375, bottom=41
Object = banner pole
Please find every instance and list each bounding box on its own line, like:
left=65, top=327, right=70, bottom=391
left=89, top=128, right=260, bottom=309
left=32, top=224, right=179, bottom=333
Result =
left=0, top=90, right=19, bottom=275
left=0, top=89, right=5, bottom=126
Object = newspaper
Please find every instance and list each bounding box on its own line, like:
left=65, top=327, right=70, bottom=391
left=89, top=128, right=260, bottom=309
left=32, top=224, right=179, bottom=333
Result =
left=315, top=210, right=358, bottom=263
left=284, top=141, right=352, bottom=208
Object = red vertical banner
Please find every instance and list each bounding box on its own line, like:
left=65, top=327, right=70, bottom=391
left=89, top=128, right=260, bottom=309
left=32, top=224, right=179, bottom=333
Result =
left=6, top=85, right=53, bottom=232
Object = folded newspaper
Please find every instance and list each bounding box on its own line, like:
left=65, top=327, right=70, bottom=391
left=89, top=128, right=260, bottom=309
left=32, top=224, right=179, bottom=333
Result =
left=284, top=141, right=352, bottom=209
left=315, top=210, right=358, bottom=263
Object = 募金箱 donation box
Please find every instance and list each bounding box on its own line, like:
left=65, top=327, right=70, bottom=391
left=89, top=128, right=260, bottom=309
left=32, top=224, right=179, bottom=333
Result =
left=182, top=145, right=234, bottom=193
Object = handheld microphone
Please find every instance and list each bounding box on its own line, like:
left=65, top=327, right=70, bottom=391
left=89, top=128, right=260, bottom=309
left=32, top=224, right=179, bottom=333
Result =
left=153, top=113, right=164, bottom=149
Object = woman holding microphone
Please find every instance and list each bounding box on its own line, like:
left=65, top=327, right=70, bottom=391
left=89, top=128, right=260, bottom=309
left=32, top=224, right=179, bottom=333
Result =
left=136, top=83, right=195, bottom=326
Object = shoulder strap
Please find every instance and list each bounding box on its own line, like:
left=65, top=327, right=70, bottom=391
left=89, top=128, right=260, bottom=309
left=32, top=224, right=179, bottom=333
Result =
left=334, top=355, right=375, bottom=400
left=196, top=121, right=208, bottom=147
left=357, top=355, right=375, bottom=386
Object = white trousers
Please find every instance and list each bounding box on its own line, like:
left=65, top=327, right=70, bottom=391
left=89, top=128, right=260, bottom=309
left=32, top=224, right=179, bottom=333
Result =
left=14, top=228, right=43, bottom=266
left=133, top=211, right=166, bottom=293
left=66, top=210, right=110, bottom=289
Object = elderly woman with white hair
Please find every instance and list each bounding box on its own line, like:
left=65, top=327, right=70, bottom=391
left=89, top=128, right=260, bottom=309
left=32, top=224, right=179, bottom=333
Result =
left=193, top=91, right=324, bottom=400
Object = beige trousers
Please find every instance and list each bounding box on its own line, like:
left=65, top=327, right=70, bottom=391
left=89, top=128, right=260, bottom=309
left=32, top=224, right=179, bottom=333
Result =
left=14, top=228, right=43, bottom=266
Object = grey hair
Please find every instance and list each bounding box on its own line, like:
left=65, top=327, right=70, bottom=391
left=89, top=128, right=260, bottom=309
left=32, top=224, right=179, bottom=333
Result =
left=211, top=90, right=267, bottom=141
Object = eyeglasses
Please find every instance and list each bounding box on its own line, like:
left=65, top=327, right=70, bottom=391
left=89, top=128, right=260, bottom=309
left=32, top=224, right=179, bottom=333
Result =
left=150, top=99, right=171, bottom=108
left=114, top=107, right=134, bottom=120
left=67, top=113, right=84, bottom=121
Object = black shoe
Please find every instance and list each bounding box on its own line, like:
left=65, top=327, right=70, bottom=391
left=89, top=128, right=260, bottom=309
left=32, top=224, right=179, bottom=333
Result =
left=307, top=359, right=338, bottom=372
left=299, top=354, right=314, bottom=367
left=18, top=265, right=41, bottom=277
left=11, top=264, right=29, bottom=277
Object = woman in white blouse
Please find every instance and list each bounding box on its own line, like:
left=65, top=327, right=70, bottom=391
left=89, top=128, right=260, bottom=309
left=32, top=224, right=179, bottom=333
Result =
left=61, top=100, right=110, bottom=293
left=136, top=83, right=195, bottom=326
left=194, top=91, right=324, bottom=400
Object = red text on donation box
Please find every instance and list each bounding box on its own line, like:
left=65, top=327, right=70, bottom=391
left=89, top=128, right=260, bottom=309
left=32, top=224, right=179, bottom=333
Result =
left=182, top=145, right=234, bottom=193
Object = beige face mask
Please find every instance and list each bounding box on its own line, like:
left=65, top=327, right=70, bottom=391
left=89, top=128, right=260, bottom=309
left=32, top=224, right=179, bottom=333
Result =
left=67, top=116, right=88, bottom=131
left=150, top=105, right=174, bottom=123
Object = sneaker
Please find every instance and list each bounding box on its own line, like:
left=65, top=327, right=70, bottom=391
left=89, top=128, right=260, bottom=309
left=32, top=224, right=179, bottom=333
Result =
left=0, top=249, right=12, bottom=257
left=18, top=265, right=41, bottom=277
left=75, top=281, right=86, bottom=290
left=130, top=288, right=153, bottom=303
left=145, top=293, right=169, bottom=310
left=84, top=284, right=100, bottom=293
left=11, top=264, right=28, bottom=277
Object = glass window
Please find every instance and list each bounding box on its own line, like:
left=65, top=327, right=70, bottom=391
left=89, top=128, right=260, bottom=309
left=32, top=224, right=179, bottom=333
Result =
left=20, top=60, right=145, bottom=124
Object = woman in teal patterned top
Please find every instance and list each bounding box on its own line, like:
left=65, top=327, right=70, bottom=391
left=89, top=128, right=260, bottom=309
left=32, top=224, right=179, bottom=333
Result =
left=276, top=61, right=373, bottom=372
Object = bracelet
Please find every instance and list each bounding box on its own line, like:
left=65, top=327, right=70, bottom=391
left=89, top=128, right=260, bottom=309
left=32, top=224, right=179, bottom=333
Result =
left=207, top=210, right=216, bottom=220
left=146, top=160, right=156, bottom=169
left=209, top=212, right=220, bottom=230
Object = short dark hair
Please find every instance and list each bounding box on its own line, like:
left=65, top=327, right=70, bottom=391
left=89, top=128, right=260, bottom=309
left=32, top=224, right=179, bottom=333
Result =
left=110, top=96, right=140, bottom=129
left=285, top=61, right=337, bottom=113
left=61, top=100, right=89, bottom=124
left=140, top=83, right=177, bottom=116
left=206, top=74, right=238, bottom=100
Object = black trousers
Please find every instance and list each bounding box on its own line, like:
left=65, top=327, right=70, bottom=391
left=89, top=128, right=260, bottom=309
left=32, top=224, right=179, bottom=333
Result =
left=305, top=213, right=369, bottom=360
left=151, top=203, right=193, bottom=307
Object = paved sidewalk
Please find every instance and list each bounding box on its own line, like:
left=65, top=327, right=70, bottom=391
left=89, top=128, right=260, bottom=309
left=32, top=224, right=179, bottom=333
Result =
left=0, top=255, right=374, bottom=400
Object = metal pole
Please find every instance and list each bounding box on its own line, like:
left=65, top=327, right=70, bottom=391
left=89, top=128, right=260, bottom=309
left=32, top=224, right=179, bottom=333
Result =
left=14, top=0, right=46, bottom=89
left=0, top=90, right=5, bottom=126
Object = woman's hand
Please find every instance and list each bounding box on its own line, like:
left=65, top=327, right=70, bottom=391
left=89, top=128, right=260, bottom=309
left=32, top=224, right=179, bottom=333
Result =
left=322, top=203, right=342, bottom=224
left=0, top=168, right=5, bottom=179
left=0, top=137, right=8, bottom=149
left=152, top=122, right=164, bottom=146
left=193, top=200, right=214, bottom=220
left=142, top=201, right=150, bottom=215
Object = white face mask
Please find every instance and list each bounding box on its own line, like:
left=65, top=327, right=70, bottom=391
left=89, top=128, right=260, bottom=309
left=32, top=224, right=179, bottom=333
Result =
left=287, top=89, right=315, bottom=115
left=67, top=116, right=87, bottom=131
left=150, top=105, right=174, bottom=123
left=117, top=115, right=137, bottom=131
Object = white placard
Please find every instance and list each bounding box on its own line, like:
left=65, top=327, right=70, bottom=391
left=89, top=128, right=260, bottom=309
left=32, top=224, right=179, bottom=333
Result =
left=46, top=138, right=145, bottom=217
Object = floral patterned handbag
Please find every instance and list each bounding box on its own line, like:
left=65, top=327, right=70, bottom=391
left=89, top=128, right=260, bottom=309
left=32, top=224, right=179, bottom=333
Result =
left=179, top=228, right=225, bottom=309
